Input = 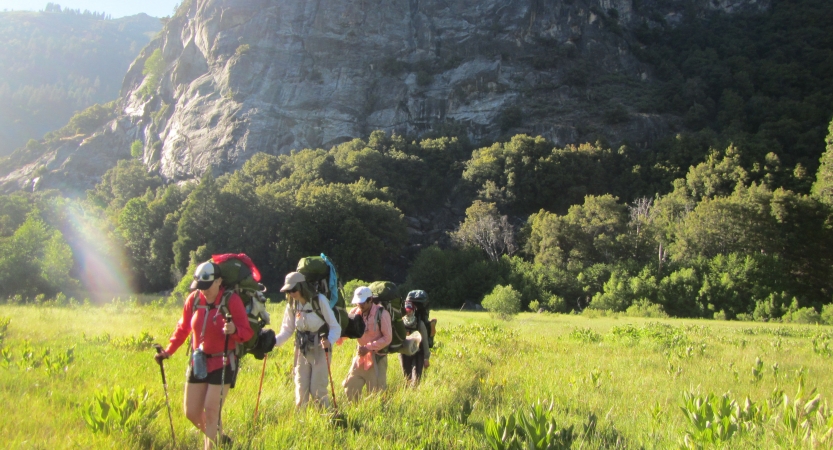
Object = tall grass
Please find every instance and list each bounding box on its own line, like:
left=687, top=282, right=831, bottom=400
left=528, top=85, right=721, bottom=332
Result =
left=0, top=305, right=831, bottom=448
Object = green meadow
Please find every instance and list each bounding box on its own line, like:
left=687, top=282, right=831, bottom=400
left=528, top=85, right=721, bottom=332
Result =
left=1, top=303, right=832, bottom=449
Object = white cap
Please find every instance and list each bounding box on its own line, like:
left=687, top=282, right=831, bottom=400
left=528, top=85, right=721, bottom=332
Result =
left=351, top=286, right=373, bottom=304
left=191, top=261, right=219, bottom=290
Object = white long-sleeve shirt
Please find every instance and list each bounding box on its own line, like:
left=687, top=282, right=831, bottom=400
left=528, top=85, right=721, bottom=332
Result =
left=273, top=293, right=341, bottom=347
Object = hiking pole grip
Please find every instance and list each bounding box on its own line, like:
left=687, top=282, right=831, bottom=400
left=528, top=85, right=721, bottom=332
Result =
left=152, top=344, right=167, bottom=382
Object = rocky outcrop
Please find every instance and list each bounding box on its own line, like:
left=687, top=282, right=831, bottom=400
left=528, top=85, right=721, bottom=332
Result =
left=0, top=0, right=768, bottom=192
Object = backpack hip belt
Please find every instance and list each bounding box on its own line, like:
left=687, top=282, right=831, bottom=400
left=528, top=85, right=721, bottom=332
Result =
left=295, top=330, right=321, bottom=354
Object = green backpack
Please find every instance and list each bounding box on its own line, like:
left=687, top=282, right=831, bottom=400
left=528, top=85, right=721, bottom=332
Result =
left=296, top=254, right=364, bottom=339
left=406, top=290, right=435, bottom=348
left=207, top=254, right=274, bottom=360
left=369, top=281, right=406, bottom=354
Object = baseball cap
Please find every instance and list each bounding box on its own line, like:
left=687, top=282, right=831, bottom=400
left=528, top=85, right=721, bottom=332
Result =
left=280, top=272, right=306, bottom=292
left=352, top=286, right=373, bottom=304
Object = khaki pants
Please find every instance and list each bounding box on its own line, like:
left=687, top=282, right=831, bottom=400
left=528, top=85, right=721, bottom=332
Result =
left=343, top=352, right=388, bottom=401
left=295, top=345, right=330, bottom=409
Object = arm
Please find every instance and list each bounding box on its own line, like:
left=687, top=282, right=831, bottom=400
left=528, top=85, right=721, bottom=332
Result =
left=366, top=309, right=392, bottom=351
left=164, top=292, right=196, bottom=355
left=227, top=293, right=255, bottom=344
left=418, top=320, right=430, bottom=361
left=272, top=303, right=296, bottom=348
left=318, top=294, right=342, bottom=344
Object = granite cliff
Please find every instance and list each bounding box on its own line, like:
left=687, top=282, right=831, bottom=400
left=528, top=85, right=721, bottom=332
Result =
left=0, top=0, right=767, bottom=193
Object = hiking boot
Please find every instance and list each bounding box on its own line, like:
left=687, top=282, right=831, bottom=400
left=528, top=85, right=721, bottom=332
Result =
left=220, top=434, right=233, bottom=447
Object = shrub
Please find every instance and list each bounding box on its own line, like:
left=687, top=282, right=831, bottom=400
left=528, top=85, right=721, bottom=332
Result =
left=482, top=284, right=521, bottom=320
left=783, top=307, right=821, bottom=324
left=625, top=299, right=669, bottom=318
left=235, top=44, right=250, bottom=56
left=821, top=304, right=833, bottom=325
left=416, top=70, right=433, bottom=86
left=130, top=140, right=143, bottom=159
left=81, top=386, right=161, bottom=434
left=528, top=300, right=541, bottom=312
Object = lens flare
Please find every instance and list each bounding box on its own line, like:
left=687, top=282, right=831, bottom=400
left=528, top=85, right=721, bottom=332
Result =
left=62, top=202, right=133, bottom=303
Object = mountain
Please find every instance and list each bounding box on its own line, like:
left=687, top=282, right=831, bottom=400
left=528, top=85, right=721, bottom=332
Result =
left=3, top=0, right=813, bottom=195
left=0, top=10, right=162, bottom=156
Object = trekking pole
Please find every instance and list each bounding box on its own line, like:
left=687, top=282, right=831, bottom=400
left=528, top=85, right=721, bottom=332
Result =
left=324, top=346, right=338, bottom=411
left=218, top=314, right=232, bottom=446
left=253, top=353, right=268, bottom=422
left=152, top=344, right=176, bottom=447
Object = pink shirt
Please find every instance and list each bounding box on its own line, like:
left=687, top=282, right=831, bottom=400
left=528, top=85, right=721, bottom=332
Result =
left=350, top=303, right=392, bottom=352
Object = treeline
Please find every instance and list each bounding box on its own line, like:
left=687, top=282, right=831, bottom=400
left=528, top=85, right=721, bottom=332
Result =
left=0, top=132, right=467, bottom=299
left=1, top=123, right=831, bottom=324
left=43, top=3, right=111, bottom=20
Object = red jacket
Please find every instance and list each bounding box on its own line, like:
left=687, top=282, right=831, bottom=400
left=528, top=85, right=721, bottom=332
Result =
left=165, top=287, right=254, bottom=372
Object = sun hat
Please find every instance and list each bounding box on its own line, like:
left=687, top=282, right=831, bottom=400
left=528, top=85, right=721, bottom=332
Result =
left=352, top=286, right=373, bottom=304
left=191, top=261, right=220, bottom=290
left=280, top=272, right=306, bottom=292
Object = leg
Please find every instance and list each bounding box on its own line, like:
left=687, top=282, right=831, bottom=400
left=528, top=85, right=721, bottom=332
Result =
left=184, top=382, right=209, bottom=432
left=202, top=383, right=229, bottom=449
left=399, top=353, right=412, bottom=380
left=295, top=354, right=312, bottom=409
left=413, top=350, right=425, bottom=383
left=343, top=358, right=368, bottom=402
left=309, top=347, right=331, bottom=408
left=374, top=354, right=388, bottom=392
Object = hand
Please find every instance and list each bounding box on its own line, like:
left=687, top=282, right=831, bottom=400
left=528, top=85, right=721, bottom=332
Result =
left=424, top=359, right=430, bottom=368
left=357, top=345, right=369, bottom=356
left=223, top=320, right=236, bottom=335
left=154, top=350, right=169, bottom=364
left=320, top=338, right=331, bottom=350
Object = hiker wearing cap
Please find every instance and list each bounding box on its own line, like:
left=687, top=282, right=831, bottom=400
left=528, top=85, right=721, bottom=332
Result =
left=342, top=286, right=392, bottom=401
left=400, top=299, right=431, bottom=385
left=154, top=261, right=254, bottom=449
left=272, top=271, right=341, bottom=409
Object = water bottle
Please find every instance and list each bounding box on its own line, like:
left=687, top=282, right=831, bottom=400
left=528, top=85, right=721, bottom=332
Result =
left=192, top=344, right=208, bottom=379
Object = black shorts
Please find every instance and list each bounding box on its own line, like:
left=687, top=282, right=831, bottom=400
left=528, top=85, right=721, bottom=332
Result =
left=186, top=363, right=238, bottom=388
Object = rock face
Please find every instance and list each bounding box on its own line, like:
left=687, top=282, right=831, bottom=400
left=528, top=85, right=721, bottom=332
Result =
left=0, top=0, right=768, bottom=192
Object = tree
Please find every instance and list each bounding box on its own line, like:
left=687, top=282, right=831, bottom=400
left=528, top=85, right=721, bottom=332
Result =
left=172, top=174, right=222, bottom=272
left=450, top=201, right=517, bottom=262
left=811, top=118, right=833, bottom=206
left=140, top=49, right=165, bottom=97
left=86, top=159, right=162, bottom=212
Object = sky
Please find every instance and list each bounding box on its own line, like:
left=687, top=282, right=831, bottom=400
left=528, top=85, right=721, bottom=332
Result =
left=1, top=0, right=180, bottom=18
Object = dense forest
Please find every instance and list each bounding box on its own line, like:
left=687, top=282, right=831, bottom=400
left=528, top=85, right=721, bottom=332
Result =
left=0, top=8, right=160, bottom=156
left=0, top=0, right=831, bottom=323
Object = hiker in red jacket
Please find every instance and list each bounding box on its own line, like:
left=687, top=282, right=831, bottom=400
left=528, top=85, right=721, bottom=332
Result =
left=154, top=261, right=253, bottom=449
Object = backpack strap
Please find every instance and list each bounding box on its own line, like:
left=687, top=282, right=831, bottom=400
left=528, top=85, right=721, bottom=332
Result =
left=293, top=296, right=328, bottom=337
left=217, top=288, right=241, bottom=358
left=375, top=305, right=390, bottom=355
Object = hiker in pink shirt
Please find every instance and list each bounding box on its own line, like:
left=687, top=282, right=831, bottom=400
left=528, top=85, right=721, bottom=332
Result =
left=342, top=286, right=392, bottom=400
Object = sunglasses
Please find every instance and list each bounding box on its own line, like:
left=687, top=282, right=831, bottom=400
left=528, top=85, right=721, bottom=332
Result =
left=287, top=286, right=299, bottom=293
left=194, top=273, right=213, bottom=281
